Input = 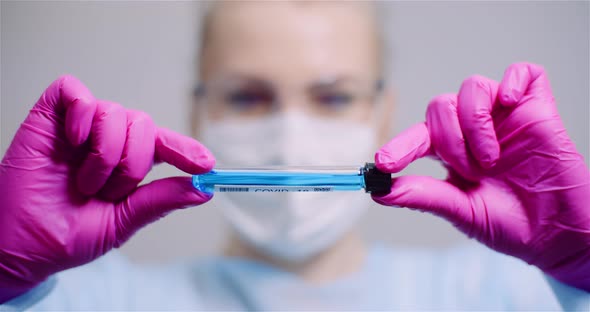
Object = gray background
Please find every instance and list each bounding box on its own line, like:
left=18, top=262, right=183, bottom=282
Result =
left=2, top=1, right=588, bottom=263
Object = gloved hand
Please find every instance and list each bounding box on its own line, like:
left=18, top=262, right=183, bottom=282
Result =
left=0, top=75, right=215, bottom=302
left=373, top=62, right=590, bottom=291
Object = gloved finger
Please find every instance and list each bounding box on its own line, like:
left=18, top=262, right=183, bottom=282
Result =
left=76, top=100, right=127, bottom=195
left=372, top=175, right=472, bottom=230
left=498, top=62, right=550, bottom=106
left=374, top=122, right=432, bottom=173
left=457, top=75, right=500, bottom=168
left=426, top=93, right=482, bottom=182
left=154, top=127, right=215, bottom=174
left=35, top=75, right=97, bottom=146
left=113, top=177, right=212, bottom=246
left=99, top=110, right=156, bottom=201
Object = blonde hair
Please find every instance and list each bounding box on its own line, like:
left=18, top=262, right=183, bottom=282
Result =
left=195, top=1, right=393, bottom=82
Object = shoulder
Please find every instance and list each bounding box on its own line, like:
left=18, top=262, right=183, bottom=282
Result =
left=367, top=243, right=561, bottom=309
left=30, top=251, right=205, bottom=310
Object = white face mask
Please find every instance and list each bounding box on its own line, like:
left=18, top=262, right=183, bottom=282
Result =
left=200, top=112, right=376, bottom=262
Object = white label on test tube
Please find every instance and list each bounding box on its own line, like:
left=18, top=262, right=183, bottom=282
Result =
left=214, top=185, right=334, bottom=193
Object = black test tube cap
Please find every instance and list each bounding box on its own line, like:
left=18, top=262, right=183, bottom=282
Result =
left=362, top=163, right=392, bottom=194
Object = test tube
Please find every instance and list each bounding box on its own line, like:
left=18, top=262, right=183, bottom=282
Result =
left=192, top=163, right=391, bottom=194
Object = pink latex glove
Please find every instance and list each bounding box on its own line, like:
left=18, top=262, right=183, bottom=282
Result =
left=0, top=75, right=215, bottom=302
left=373, top=62, right=590, bottom=291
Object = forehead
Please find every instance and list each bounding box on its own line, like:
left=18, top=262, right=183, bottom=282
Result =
left=200, top=1, right=381, bottom=81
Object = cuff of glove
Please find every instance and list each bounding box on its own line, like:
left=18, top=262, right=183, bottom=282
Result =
left=545, top=263, right=590, bottom=293
left=0, top=277, right=55, bottom=309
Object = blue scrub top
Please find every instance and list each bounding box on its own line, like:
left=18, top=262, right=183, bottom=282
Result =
left=3, top=243, right=589, bottom=311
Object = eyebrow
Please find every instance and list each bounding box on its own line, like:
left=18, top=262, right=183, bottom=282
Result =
left=207, top=73, right=271, bottom=85
left=202, top=74, right=367, bottom=91
left=308, top=76, right=361, bottom=89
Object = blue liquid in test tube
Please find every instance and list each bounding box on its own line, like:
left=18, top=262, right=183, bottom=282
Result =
left=192, top=163, right=391, bottom=194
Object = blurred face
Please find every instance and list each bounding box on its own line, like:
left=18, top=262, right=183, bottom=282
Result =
left=194, top=1, right=391, bottom=262
left=197, top=1, right=383, bottom=124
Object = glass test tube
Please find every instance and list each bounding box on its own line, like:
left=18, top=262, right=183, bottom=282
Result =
left=192, top=163, right=391, bottom=194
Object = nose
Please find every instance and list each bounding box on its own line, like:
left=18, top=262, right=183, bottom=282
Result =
left=276, top=91, right=310, bottom=115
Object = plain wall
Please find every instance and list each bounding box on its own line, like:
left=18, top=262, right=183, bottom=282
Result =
left=1, top=1, right=588, bottom=263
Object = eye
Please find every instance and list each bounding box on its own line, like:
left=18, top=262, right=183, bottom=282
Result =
left=225, top=89, right=274, bottom=112
left=313, top=92, right=354, bottom=110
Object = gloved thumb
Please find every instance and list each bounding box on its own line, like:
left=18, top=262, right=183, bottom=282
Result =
left=372, top=175, right=471, bottom=228
left=113, top=177, right=212, bottom=246
left=375, top=123, right=432, bottom=173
